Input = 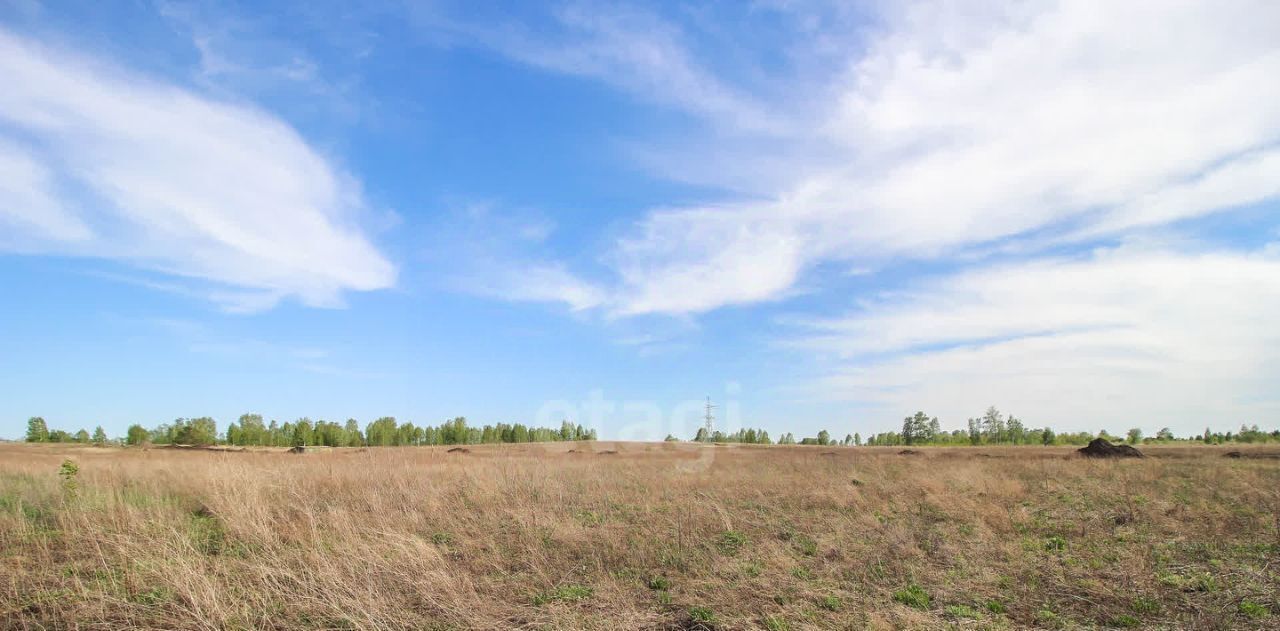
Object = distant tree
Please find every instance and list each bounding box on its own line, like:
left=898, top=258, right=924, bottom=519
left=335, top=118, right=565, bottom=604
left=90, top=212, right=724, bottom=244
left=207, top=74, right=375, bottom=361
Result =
left=49, top=429, right=72, bottom=442
left=173, top=417, right=218, bottom=447
left=982, top=407, right=1005, bottom=443
left=344, top=419, right=363, bottom=446
left=817, top=429, right=831, bottom=446
left=1156, top=427, right=1175, bottom=441
left=853, top=432, right=862, bottom=446
left=25, top=417, right=49, bottom=443
left=1203, top=426, right=1212, bottom=444
left=74, top=429, right=90, bottom=443
left=693, top=427, right=709, bottom=442
left=664, top=434, right=679, bottom=441
left=843, top=434, right=854, bottom=446
left=92, top=426, right=107, bottom=446
left=1006, top=415, right=1025, bottom=444
left=967, top=418, right=981, bottom=445
left=126, top=424, right=149, bottom=446
left=1126, top=428, right=1143, bottom=444
left=1041, top=426, right=1056, bottom=445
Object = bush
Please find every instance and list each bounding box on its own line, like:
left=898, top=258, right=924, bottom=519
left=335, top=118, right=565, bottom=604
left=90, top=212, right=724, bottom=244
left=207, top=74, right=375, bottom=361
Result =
left=716, top=530, right=747, bottom=555
left=533, top=584, right=592, bottom=605
left=1239, top=600, right=1270, bottom=618
left=688, top=606, right=715, bottom=624
left=893, top=584, right=930, bottom=610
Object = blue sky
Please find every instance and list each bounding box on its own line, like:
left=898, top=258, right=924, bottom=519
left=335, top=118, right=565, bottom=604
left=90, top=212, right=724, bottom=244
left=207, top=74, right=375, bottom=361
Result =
left=2, top=1, right=1279, bottom=441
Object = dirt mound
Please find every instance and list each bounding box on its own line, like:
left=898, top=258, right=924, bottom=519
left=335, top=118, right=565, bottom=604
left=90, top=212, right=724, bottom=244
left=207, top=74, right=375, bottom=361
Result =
left=598, top=450, right=618, bottom=455
left=287, top=445, right=306, bottom=454
left=898, top=449, right=921, bottom=455
left=1223, top=451, right=1243, bottom=458
left=1077, top=438, right=1143, bottom=458
left=446, top=447, right=470, bottom=454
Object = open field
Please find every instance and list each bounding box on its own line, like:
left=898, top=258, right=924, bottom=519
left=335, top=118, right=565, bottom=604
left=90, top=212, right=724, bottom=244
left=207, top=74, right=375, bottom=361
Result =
left=1, top=442, right=1277, bottom=630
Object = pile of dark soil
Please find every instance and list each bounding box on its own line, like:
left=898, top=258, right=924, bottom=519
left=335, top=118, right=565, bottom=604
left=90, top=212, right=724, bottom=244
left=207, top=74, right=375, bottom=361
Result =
left=898, top=449, right=921, bottom=455
left=1223, top=451, right=1243, bottom=458
left=446, top=447, right=470, bottom=454
left=1077, top=438, right=1143, bottom=458
left=287, top=445, right=306, bottom=454
left=598, top=450, right=618, bottom=455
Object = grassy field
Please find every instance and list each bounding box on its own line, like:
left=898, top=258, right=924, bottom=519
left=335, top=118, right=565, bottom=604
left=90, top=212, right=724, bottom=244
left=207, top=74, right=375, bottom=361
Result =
left=1, top=442, right=1277, bottom=630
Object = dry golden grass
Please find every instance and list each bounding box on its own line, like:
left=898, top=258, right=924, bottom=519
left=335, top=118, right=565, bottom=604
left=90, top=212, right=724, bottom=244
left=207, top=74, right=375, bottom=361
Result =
left=1, top=441, right=1278, bottom=630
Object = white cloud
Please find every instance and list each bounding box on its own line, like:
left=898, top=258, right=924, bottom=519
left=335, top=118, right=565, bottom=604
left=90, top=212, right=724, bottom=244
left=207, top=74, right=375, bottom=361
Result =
left=0, top=138, right=91, bottom=244
left=796, top=246, right=1280, bottom=434
left=0, top=28, right=394, bottom=310
left=471, top=1, right=1280, bottom=316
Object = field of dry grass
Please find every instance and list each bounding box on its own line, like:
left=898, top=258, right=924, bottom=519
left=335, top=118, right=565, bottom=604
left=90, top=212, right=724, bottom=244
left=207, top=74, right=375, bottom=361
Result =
left=1, top=441, right=1277, bottom=630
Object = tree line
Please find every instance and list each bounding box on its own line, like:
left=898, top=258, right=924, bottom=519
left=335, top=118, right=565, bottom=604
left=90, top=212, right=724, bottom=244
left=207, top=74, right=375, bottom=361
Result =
left=24, top=415, right=596, bottom=448
left=20, top=407, right=1280, bottom=447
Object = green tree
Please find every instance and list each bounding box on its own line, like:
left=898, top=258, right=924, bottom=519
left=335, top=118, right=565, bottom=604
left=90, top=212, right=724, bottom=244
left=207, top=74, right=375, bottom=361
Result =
left=92, top=426, right=107, bottom=446
left=25, top=417, right=49, bottom=442
left=817, top=429, right=831, bottom=446
left=174, top=417, right=218, bottom=446
left=126, top=424, right=149, bottom=445
left=74, top=428, right=90, bottom=443
left=1126, top=428, right=1143, bottom=444
left=1156, top=427, right=1175, bottom=441
left=344, top=419, right=363, bottom=446
left=853, top=432, right=862, bottom=446
left=982, top=407, right=1005, bottom=443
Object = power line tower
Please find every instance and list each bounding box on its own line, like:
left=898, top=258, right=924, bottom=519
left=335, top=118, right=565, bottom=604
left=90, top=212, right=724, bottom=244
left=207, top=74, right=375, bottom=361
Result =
left=702, top=396, right=716, bottom=442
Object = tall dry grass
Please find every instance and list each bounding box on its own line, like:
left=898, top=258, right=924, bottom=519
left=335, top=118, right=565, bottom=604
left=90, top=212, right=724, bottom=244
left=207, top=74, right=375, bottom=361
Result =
left=1, top=442, right=1277, bottom=629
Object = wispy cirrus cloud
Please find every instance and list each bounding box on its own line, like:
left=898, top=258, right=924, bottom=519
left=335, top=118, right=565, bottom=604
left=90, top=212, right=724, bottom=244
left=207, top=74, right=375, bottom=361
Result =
left=0, top=28, right=395, bottom=312
left=791, top=244, right=1280, bottom=433
left=443, top=1, right=1280, bottom=318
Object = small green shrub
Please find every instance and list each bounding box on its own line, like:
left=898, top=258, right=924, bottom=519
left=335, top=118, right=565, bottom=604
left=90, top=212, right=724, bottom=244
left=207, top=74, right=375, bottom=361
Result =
left=717, top=530, right=747, bottom=555
left=1044, top=536, right=1067, bottom=552
left=688, top=606, right=716, bottom=624
left=1131, top=597, right=1159, bottom=614
left=986, top=600, right=1006, bottom=614
left=647, top=576, right=670, bottom=591
left=790, top=566, right=812, bottom=580
left=946, top=604, right=980, bottom=619
left=533, top=584, right=592, bottom=605
left=793, top=535, right=817, bottom=557
left=893, top=584, right=930, bottom=610
left=431, top=532, right=453, bottom=545
left=819, top=595, right=841, bottom=611
left=1239, top=600, right=1270, bottom=618
left=58, top=459, right=79, bottom=495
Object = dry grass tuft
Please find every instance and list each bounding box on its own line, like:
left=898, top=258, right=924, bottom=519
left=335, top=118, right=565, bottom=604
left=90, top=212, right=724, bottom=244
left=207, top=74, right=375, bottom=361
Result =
left=1, top=442, right=1277, bottom=629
